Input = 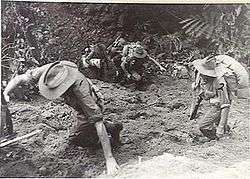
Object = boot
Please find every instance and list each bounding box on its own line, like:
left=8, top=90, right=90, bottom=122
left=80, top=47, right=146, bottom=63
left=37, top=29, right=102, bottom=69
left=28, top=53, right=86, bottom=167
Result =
left=200, top=128, right=218, bottom=140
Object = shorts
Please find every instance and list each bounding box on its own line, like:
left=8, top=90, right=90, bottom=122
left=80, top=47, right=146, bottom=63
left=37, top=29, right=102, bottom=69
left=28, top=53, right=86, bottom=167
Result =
left=199, top=103, right=221, bottom=139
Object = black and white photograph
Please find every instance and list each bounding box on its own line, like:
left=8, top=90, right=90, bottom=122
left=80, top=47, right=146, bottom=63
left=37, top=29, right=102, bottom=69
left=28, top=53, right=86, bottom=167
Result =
left=1, top=1, right=250, bottom=178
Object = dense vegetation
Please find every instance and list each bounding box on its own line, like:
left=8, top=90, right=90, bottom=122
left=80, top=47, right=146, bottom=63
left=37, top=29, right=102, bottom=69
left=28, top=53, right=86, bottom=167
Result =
left=1, top=2, right=249, bottom=82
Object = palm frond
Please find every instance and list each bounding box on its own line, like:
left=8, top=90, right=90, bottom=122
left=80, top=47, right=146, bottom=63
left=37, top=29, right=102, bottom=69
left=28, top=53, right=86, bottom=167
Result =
left=195, top=24, right=210, bottom=38
left=185, top=20, right=203, bottom=34
left=179, top=18, right=195, bottom=24
left=181, top=19, right=200, bottom=30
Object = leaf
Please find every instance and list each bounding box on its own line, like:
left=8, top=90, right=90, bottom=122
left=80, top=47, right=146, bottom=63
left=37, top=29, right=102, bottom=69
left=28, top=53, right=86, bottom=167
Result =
left=193, top=22, right=207, bottom=33
left=195, top=24, right=210, bottom=38
left=179, top=18, right=194, bottom=24
left=182, top=19, right=199, bottom=30
left=185, top=20, right=203, bottom=34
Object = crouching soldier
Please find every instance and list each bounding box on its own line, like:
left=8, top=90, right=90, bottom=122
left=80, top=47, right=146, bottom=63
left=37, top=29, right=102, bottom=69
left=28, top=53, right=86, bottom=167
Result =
left=120, top=42, right=166, bottom=82
left=3, top=61, right=123, bottom=175
left=190, top=55, right=249, bottom=141
left=81, top=43, right=110, bottom=81
left=108, top=37, right=128, bottom=81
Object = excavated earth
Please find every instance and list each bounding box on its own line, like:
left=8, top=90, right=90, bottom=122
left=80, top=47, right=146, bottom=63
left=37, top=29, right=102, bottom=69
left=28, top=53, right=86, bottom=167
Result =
left=0, top=75, right=249, bottom=178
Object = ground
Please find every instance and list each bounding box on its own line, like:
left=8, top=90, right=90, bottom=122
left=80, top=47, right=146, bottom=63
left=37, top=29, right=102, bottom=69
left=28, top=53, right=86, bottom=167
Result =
left=0, top=75, right=249, bottom=178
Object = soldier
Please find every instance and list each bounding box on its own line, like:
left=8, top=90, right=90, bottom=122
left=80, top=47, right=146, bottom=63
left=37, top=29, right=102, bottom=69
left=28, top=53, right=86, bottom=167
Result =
left=82, top=43, right=110, bottom=81
left=3, top=60, right=123, bottom=175
left=189, top=55, right=249, bottom=141
left=120, top=42, right=166, bottom=82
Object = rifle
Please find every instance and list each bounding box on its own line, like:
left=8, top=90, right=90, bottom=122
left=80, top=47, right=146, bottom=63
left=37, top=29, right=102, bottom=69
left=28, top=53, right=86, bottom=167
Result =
left=189, top=93, right=203, bottom=120
left=107, top=34, right=122, bottom=52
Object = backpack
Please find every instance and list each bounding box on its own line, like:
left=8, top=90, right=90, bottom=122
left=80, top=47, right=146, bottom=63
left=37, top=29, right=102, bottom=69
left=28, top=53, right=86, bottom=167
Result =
left=214, top=55, right=249, bottom=99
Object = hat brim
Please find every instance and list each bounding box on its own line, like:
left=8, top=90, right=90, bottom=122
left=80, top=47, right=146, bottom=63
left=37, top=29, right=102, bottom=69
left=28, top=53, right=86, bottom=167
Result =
left=133, top=50, right=147, bottom=58
left=192, top=58, right=217, bottom=77
left=38, top=64, right=78, bottom=100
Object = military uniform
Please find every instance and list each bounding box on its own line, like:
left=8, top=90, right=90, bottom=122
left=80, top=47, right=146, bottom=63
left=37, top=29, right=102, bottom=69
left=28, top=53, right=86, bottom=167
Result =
left=25, top=62, right=122, bottom=147
left=197, top=75, right=232, bottom=139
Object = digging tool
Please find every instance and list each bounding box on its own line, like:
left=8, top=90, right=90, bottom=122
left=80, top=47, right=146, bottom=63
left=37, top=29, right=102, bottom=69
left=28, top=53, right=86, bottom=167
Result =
left=0, top=129, right=41, bottom=148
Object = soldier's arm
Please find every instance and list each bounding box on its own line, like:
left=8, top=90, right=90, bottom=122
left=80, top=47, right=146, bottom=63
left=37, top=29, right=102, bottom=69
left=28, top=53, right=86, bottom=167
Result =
left=3, top=73, right=32, bottom=102
left=85, top=50, right=95, bottom=61
left=120, top=57, right=131, bottom=78
left=3, top=65, right=48, bottom=102
left=147, top=56, right=166, bottom=71
left=95, top=121, right=120, bottom=175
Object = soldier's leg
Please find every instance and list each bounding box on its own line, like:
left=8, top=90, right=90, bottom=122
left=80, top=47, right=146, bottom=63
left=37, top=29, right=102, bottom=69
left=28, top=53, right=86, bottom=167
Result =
left=199, top=104, right=221, bottom=140
left=68, top=114, right=100, bottom=148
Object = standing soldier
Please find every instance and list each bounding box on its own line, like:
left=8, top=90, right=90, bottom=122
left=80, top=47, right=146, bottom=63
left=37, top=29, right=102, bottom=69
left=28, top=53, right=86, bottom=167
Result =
left=3, top=60, right=123, bottom=175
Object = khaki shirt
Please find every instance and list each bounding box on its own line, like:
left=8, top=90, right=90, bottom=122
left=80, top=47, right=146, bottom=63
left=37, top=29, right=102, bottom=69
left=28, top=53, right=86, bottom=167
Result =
left=24, top=62, right=103, bottom=122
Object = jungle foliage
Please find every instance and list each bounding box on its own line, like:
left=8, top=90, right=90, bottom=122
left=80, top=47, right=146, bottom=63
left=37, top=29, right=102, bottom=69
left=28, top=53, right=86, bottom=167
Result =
left=1, top=2, right=249, bottom=83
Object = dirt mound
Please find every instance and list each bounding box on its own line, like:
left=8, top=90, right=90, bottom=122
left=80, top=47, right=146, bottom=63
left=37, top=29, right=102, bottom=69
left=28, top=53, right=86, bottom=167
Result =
left=0, top=76, right=249, bottom=177
left=112, top=153, right=250, bottom=178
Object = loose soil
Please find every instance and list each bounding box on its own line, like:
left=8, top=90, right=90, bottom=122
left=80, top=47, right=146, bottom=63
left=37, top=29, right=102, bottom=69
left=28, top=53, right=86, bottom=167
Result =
left=0, top=75, right=249, bottom=178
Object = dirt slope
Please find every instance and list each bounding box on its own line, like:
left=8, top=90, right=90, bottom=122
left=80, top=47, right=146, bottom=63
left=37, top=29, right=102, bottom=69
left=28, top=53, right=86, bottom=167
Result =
left=0, top=76, right=249, bottom=177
